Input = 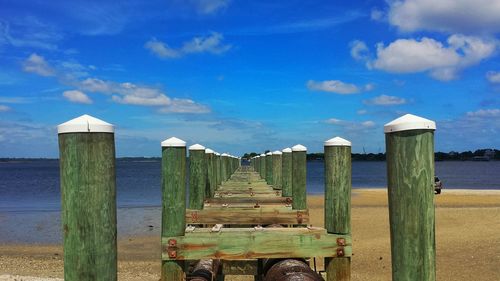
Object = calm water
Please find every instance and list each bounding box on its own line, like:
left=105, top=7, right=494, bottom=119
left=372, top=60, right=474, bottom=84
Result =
left=0, top=160, right=499, bottom=243
left=1, top=160, right=499, bottom=212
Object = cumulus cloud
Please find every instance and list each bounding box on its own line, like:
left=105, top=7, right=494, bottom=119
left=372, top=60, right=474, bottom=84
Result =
left=350, top=40, right=370, bottom=61
left=325, top=118, right=376, bottom=131
left=486, top=71, right=500, bottom=83
left=363, top=95, right=407, bottom=106
left=0, top=104, right=11, bottom=112
left=355, top=35, right=498, bottom=81
left=388, top=0, right=500, bottom=34
left=145, top=32, right=231, bottom=59
left=22, top=53, right=55, bottom=76
left=63, top=90, right=93, bottom=104
left=307, top=80, right=373, bottom=94
left=466, top=108, right=500, bottom=117
left=190, top=0, right=230, bottom=14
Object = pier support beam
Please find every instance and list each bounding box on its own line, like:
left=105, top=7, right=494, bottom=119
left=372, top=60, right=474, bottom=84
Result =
left=260, top=153, right=266, bottom=180
left=291, top=144, right=307, bottom=210
left=58, top=114, right=117, bottom=281
left=205, top=149, right=216, bottom=198
left=161, top=137, right=187, bottom=281
left=281, top=148, right=292, bottom=197
left=265, top=152, right=273, bottom=185
left=189, top=144, right=206, bottom=210
left=324, top=137, right=352, bottom=281
left=272, top=151, right=282, bottom=190
left=385, top=114, right=436, bottom=281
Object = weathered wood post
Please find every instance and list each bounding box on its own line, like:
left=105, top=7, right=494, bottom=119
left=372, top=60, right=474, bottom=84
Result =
left=205, top=148, right=216, bottom=198
left=281, top=148, right=292, bottom=197
left=58, top=114, right=117, bottom=281
left=265, top=151, right=273, bottom=185
left=189, top=144, right=206, bottom=210
left=385, top=114, right=436, bottom=281
left=291, top=144, right=307, bottom=210
left=255, top=155, right=260, bottom=174
left=215, top=152, right=222, bottom=188
left=272, top=150, right=282, bottom=190
left=161, top=137, right=187, bottom=281
left=324, top=137, right=352, bottom=281
left=260, top=153, right=266, bottom=180
left=221, top=153, right=229, bottom=182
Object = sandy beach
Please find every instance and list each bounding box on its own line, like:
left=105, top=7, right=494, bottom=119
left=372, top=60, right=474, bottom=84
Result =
left=1, top=189, right=499, bottom=281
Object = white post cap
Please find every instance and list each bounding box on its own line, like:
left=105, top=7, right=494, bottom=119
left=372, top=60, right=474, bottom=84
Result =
left=292, top=144, right=307, bottom=152
left=221, top=153, right=229, bottom=156
left=57, top=114, right=114, bottom=134
left=205, top=148, right=214, bottom=154
left=265, top=152, right=272, bottom=156
left=256, top=155, right=260, bottom=158
left=272, top=150, right=282, bottom=155
left=384, top=114, right=436, bottom=133
left=282, top=147, right=292, bottom=153
left=215, top=152, right=221, bottom=156
left=260, top=153, right=266, bottom=156
left=324, top=137, right=351, bottom=147
left=189, top=143, right=205, bottom=150
left=161, top=137, right=186, bottom=147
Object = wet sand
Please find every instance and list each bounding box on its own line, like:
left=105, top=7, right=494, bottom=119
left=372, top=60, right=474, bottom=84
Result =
left=1, top=189, right=499, bottom=280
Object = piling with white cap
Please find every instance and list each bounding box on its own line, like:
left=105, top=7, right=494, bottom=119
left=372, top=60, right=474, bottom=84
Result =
left=215, top=152, right=222, bottom=187
left=57, top=114, right=117, bottom=281
left=205, top=148, right=216, bottom=198
left=221, top=153, right=229, bottom=182
left=384, top=114, right=436, bottom=281
left=272, top=151, right=282, bottom=190
left=189, top=144, right=206, bottom=210
left=265, top=151, right=273, bottom=185
left=161, top=136, right=187, bottom=279
left=281, top=148, right=293, bottom=197
left=324, top=137, right=352, bottom=280
left=291, top=144, right=307, bottom=210
left=259, top=153, right=266, bottom=180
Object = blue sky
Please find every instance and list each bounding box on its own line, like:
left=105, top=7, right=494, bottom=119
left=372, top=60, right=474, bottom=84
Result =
left=1, top=0, right=499, bottom=157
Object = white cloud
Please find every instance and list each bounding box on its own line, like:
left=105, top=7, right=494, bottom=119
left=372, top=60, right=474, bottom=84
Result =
left=366, top=35, right=497, bottom=81
left=325, top=118, right=376, bottom=130
left=357, top=109, right=368, bottom=115
left=190, top=0, right=230, bottom=15
left=466, top=108, right=500, bottom=117
left=486, top=71, right=500, bottom=83
left=145, top=32, right=231, bottom=59
left=0, top=105, right=11, bottom=112
left=22, top=53, right=55, bottom=76
left=63, top=90, right=93, bottom=104
left=158, top=99, right=210, bottom=114
left=325, top=118, right=344, bottom=125
left=364, top=95, right=407, bottom=106
left=307, top=80, right=374, bottom=94
left=350, top=40, right=370, bottom=61
left=388, top=0, right=500, bottom=34
left=371, top=8, right=384, bottom=21
left=361, top=120, right=376, bottom=127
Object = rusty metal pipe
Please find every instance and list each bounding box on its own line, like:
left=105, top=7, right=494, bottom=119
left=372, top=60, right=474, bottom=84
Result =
left=189, top=259, right=216, bottom=281
left=264, top=259, right=323, bottom=281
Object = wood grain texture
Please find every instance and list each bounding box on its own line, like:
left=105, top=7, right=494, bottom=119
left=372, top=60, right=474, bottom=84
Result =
left=326, top=257, right=351, bottom=281
left=260, top=156, right=266, bottom=180
left=162, top=228, right=351, bottom=260
left=386, top=129, right=436, bottom=281
left=185, top=208, right=309, bottom=224
left=161, top=146, right=186, bottom=281
left=324, top=146, right=351, bottom=234
left=272, top=154, right=282, bottom=190
left=206, top=153, right=216, bottom=198
left=189, top=149, right=206, bottom=210
left=265, top=155, right=273, bottom=185
left=281, top=152, right=292, bottom=197
left=58, top=132, right=117, bottom=281
left=292, top=151, right=307, bottom=210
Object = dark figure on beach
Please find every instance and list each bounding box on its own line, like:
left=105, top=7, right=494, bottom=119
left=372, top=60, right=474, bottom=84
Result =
left=434, top=176, right=442, bottom=195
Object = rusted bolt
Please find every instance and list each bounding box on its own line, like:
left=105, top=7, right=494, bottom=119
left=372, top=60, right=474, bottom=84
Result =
left=337, top=248, right=345, bottom=257
left=254, top=202, right=260, bottom=208
left=168, top=250, right=177, bottom=258
left=168, top=239, right=177, bottom=247
left=297, top=212, right=303, bottom=224
left=337, top=238, right=346, bottom=246
left=250, top=192, right=255, bottom=196
left=191, top=212, right=198, bottom=222
left=285, top=197, right=292, bottom=204
left=275, top=191, right=280, bottom=196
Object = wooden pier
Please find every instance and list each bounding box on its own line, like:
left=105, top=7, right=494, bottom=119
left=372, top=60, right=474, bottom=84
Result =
left=57, top=113, right=437, bottom=281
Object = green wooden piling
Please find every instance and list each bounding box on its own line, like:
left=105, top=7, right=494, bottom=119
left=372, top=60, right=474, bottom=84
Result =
left=324, top=137, right=352, bottom=281
left=58, top=115, right=117, bottom=281
left=281, top=148, right=292, bottom=197
left=385, top=114, right=436, bottom=281
left=272, top=151, right=282, bottom=189
left=265, top=152, right=273, bottom=185
left=205, top=149, right=216, bottom=198
left=221, top=153, right=228, bottom=182
left=189, top=144, right=206, bottom=210
left=291, top=144, right=307, bottom=210
left=215, top=153, right=221, bottom=188
left=161, top=137, right=187, bottom=281
left=260, top=153, right=266, bottom=180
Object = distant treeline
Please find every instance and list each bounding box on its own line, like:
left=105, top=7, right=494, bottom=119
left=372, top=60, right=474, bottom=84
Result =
left=1, top=149, right=499, bottom=162
left=242, top=149, right=500, bottom=161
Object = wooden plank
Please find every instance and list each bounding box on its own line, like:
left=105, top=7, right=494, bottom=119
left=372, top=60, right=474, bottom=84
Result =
left=162, top=228, right=351, bottom=260
left=204, top=203, right=292, bottom=209
left=206, top=197, right=292, bottom=204
left=186, top=208, right=309, bottom=224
